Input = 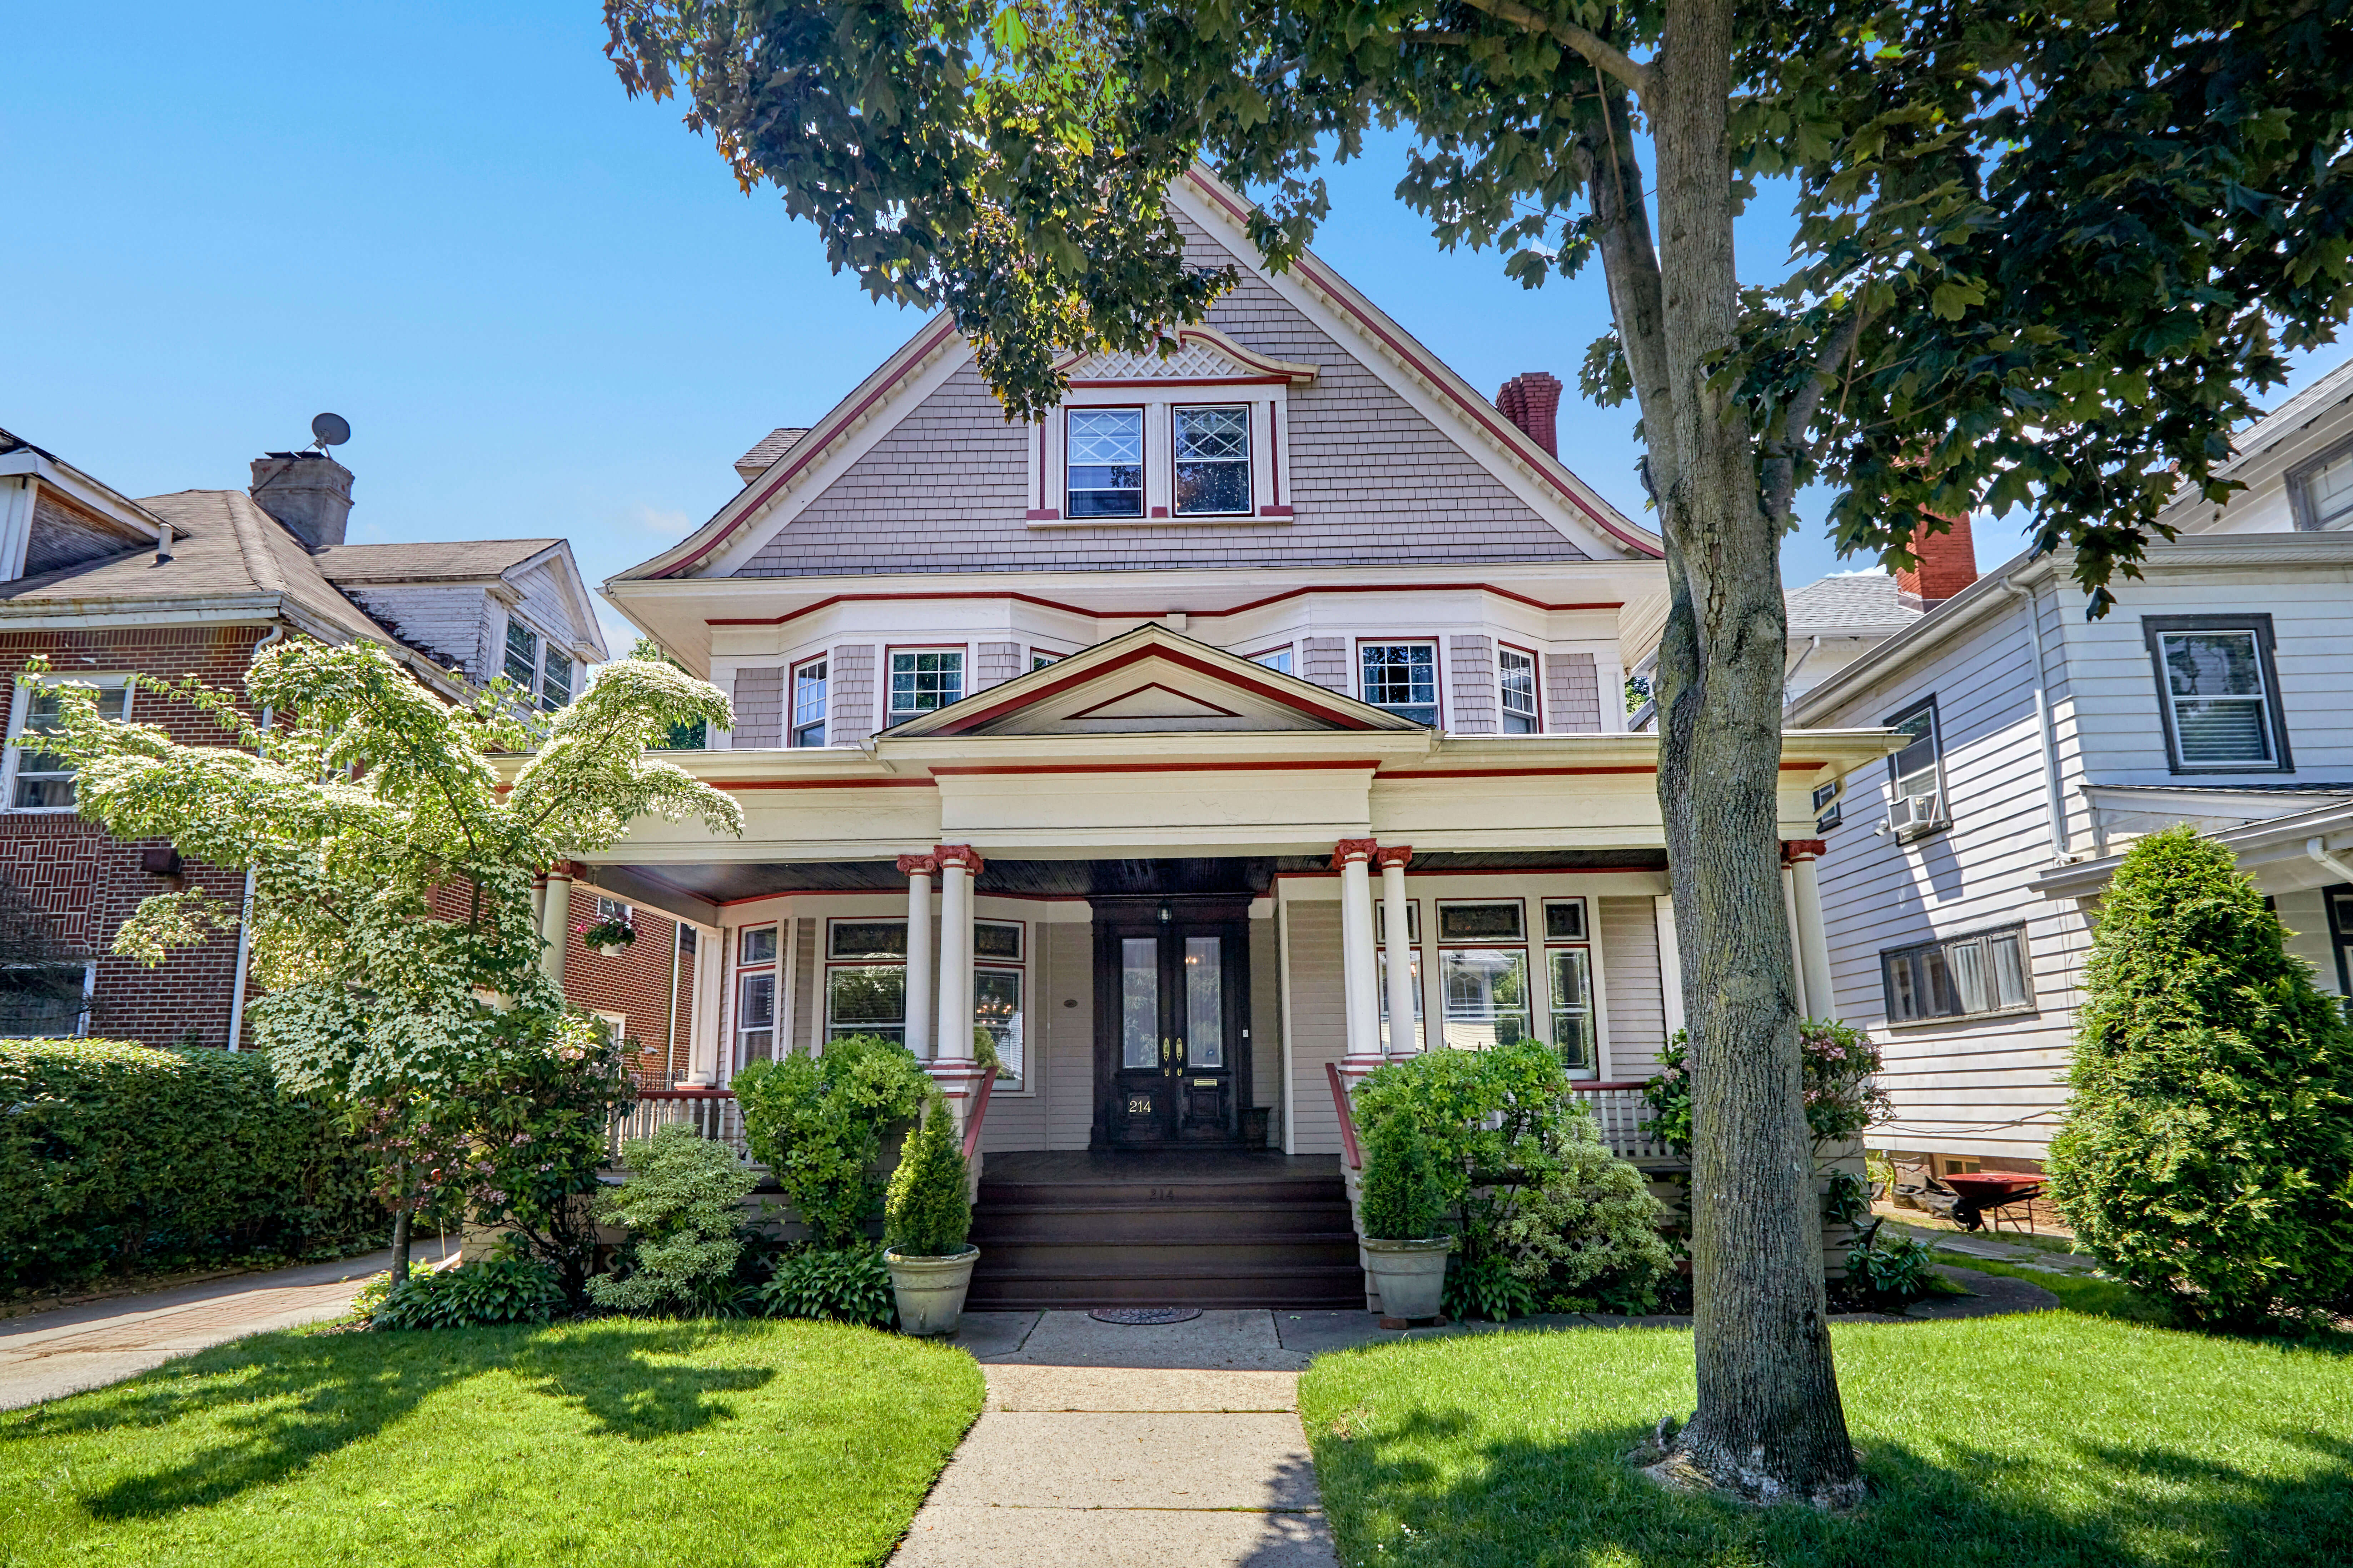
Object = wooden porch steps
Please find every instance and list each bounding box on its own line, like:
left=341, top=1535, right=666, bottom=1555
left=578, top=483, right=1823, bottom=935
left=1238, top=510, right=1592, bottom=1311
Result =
left=964, top=1149, right=1365, bottom=1310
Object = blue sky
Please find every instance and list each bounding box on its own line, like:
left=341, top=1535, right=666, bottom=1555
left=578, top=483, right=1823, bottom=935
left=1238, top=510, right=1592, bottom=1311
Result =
left=7, top=4, right=2337, bottom=655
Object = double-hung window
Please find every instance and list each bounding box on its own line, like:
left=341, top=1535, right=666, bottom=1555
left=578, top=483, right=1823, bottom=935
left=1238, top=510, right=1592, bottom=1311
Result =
left=503, top=618, right=576, bottom=711
left=736, top=924, right=779, bottom=1065
left=0, top=959, right=93, bottom=1037
left=540, top=649, right=573, bottom=711
left=1360, top=642, right=1439, bottom=725
left=1543, top=898, right=1593, bottom=1069
left=888, top=650, right=963, bottom=725
left=1375, top=902, right=1423, bottom=1052
left=1173, top=405, right=1251, bottom=515
left=1250, top=646, right=1295, bottom=677
left=974, top=920, right=1026, bottom=1089
left=790, top=656, right=828, bottom=747
left=1882, top=923, right=2035, bottom=1023
left=2143, top=615, right=2290, bottom=771
left=826, top=919, right=907, bottom=1047
left=1884, top=697, right=1946, bottom=837
left=2290, top=439, right=2353, bottom=531
left=11, top=680, right=129, bottom=809
left=1436, top=900, right=1530, bottom=1049
left=1498, top=647, right=1540, bottom=734
left=504, top=619, right=539, bottom=689
left=1068, top=409, right=1144, bottom=517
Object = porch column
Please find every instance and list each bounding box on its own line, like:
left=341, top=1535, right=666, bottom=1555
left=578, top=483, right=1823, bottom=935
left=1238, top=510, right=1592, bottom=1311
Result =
left=1786, top=840, right=1835, bottom=1023
left=1334, top=838, right=1384, bottom=1083
left=1377, top=845, right=1419, bottom=1054
left=898, top=854, right=938, bottom=1059
left=685, top=920, right=723, bottom=1085
left=539, top=861, right=575, bottom=989
left=926, top=844, right=990, bottom=1144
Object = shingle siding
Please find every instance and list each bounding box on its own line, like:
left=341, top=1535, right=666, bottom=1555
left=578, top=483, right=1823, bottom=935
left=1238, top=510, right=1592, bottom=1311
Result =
left=975, top=640, right=1021, bottom=691
left=1448, top=635, right=1497, bottom=734
left=1545, top=650, right=1602, bottom=732
left=732, top=666, right=783, bottom=748
left=732, top=215, right=1590, bottom=579
left=1302, top=636, right=1350, bottom=696
left=829, top=643, right=877, bottom=745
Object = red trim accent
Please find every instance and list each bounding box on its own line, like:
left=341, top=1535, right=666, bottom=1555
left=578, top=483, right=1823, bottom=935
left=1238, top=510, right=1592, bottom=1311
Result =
left=935, top=843, right=985, bottom=874
left=961, top=1067, right=998, bottom=1161
left=924, top=643, right=1376, bottom=734
left=1258, top=505, right=1294, bottom=518
left=1389, top=766, right=1655, bottom=779
left=1374, top=845, right=1414, bottom=870
left=705, top=583, right=1622, bottom=629
left=658, top=313, right=962, bottom=576
left=1150, top=505, right=1169, bottom=518
left=1065, top=681, right=1243, bottom=721
left=1781, top=838, right=1829, bottom=864
left=1025, top=509, right=1062, bottom=521
left=1272, top=864, right=1663, bottom=882
left=895, top=853, right=939, bottom=877
left=929, top=759, right=1378, bottom=777
left=716, top=777, right=939, bottom=790
left=1330, top=837, right=1379, bottom=870
left=1327, top=1060, right=1363, bottom=1170
left=1181, top=172, right=1660, bottom=558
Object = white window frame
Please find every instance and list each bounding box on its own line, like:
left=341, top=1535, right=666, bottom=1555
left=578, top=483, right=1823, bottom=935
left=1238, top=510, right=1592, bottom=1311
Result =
left=2289, top=434, right=2353, bottom=531
left=503, top=616, right=579, bottom=711
left=2142, top=615, right=2292, bottom=774
left=1033, top=379, right=1295, bottom=525
left=1248, top=644, right=1296, bottom=678
left=0, top=958, right=96, bottom=1038
left=1433, top=899, right=1531, bottom=1051
left=1883, top=695, right=1949, bottom=839
left=1542, top=897, right=1595, bottom=1072
left=790, top=654, right=829, bottom=748
left=734, top=923, right=779, bottom=1068
left=1029, top=648, right=1067, bottom=671
left=1358, top=638, right=1443, bottom=727
left=1170, top=403, right=1253, bottom=517
left=1064, top=405, right=1147, bottom=519
left=6, top=676, right=131, bottom=813
left=886, top=646, right=966, bottom=727
left=1497, top=644, right=1541, bottom=734
left=825, top=916, right=911, bottom=1049
left=972, top=918, right=1028, bottom=1093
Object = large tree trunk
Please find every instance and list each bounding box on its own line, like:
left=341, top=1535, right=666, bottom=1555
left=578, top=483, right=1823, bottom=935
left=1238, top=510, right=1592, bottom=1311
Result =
left=1644, top=0, right=1864, bottom=1508
left=390, top=1159, right=413, bottom=1282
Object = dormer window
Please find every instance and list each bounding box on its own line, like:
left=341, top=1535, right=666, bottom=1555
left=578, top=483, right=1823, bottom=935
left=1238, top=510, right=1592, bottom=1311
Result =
left=1068, top=410, right=1144, bottom=518
left=1174, top=406, right=1251, bottom=515
left=504, top=619, right=538, bottom=688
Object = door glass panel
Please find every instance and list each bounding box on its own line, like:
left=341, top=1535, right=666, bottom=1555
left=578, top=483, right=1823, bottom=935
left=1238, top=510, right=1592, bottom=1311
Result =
left=1121, top=937, right=1159, bottom=1068
left=1185, top=937, right=1224, bottom=1067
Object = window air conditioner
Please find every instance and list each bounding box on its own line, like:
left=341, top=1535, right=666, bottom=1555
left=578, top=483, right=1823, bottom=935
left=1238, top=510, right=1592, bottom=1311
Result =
left=1886, top=791, right=1941, bottom=836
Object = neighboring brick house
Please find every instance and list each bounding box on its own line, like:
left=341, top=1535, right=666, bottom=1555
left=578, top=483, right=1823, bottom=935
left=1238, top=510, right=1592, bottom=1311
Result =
left=0, top=427, right=665, bottom=1060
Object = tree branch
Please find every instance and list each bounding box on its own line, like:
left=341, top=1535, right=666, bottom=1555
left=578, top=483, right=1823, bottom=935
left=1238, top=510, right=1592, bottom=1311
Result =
left=1453, top=0, right=1653, bottom=99
left=1761, top=305, right=1869, bottom=525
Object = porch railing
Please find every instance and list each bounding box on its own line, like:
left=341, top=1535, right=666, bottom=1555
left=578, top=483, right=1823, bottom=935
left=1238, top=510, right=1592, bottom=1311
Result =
left=613, top=1087, right=750, bottom=1162
left=1326, top=1064, right=1673, bottom=1165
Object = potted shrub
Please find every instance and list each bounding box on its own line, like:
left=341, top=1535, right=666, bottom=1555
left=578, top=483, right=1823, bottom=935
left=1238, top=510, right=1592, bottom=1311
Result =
left=574, top=909, right=637, bottom=958
left=881, top=1091, right=978, bottom=1335
left=1358, top=1114, right=1452, bottom=1321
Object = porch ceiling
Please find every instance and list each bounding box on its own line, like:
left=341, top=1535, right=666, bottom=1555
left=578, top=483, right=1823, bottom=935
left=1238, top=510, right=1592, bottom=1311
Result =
left=618, top=855, right=1284, bottom=904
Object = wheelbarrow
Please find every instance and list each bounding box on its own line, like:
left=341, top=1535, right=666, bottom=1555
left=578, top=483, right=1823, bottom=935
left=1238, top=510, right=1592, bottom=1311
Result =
left=1940, top=1170, right=2045, bottom=1234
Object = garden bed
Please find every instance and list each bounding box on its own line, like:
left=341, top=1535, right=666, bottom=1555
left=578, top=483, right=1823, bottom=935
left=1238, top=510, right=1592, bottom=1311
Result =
left=1300, top=1313, right=2353, bottom=1567
left=0, top=1318, right=982, bottom=1567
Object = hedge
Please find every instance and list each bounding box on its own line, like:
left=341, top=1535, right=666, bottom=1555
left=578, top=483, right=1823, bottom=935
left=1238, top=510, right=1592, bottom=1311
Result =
left=0, top=1038, right=382, bottom=1290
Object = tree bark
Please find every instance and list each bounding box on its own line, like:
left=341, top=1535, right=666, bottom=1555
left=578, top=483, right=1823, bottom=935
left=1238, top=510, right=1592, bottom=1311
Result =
left=1642, top=0, right=1865, bottom=1507
left=390, top=1159, right=413, bottom=1282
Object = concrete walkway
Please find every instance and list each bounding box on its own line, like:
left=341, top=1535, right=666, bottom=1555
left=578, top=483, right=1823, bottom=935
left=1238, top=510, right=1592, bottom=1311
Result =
left=0, top=1240, right=456, bottom=1411
left=894, top=1310, right=1335, bottom=1568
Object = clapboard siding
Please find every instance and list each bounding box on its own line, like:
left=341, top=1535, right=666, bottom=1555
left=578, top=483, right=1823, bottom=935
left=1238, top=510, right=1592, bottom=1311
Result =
left=1251, top=914, right=1282, bottom=1120
left=1043, top=921, right=1096, bottom=1150
left=1598, top=895, right=1666, bottom=1079
left=1284, top=900, right=1347, bottom=1155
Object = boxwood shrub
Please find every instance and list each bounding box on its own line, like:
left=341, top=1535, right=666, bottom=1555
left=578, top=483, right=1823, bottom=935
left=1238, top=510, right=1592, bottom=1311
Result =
left=0, top=1038, right=380, bottom=1290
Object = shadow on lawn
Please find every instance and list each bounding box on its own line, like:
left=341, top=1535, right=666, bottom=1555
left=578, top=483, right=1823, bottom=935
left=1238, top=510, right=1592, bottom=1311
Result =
left=1313, top=1411, right=2353, bottom=1568
left=0, top=1321, right=776, bottom=1519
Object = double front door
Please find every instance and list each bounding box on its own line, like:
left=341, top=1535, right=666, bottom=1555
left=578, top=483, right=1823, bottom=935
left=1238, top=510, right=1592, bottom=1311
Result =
left=1093, top=902, right=1249, bottom=1147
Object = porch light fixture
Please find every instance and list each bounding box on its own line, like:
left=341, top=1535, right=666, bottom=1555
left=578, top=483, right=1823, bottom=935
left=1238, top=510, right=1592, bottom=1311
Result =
left=1158, top=901, right=1172, bottom=924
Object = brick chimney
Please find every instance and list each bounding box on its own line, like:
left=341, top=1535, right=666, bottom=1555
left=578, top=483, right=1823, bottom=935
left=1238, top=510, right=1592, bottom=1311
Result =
left=249, top=450, right=354, bottom=549
left=1894, top=512, right=1978, bottom=606
left=1496, top=371, right=1563, bottom=458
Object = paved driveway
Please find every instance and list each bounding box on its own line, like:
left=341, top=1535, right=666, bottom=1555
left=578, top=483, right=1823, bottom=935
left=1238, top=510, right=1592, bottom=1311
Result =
left=0, top=1240, right=455, bottom=1410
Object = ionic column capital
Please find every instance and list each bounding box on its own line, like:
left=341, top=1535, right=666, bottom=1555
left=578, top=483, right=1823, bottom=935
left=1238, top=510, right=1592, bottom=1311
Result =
left=1782, top=838, right=1828, bottom=865
left=935, top=843, right=986, bottom=875
left=1374, top=844, right=1414, bottom=870
left=1330, top=837, right=1379, bottom=870
left=896, top=853, right=940, bottom=878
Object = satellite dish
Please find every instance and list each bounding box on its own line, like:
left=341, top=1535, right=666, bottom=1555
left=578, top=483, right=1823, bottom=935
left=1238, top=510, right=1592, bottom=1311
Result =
left=310, top=412, right=352, bottom=448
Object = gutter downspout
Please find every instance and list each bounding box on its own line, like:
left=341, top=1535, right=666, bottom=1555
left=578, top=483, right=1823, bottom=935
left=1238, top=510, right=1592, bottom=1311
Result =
left=1782, top=634, right=1821, bottom=704
left=224, top=623, right=286, bottom=1050
left=2003, top=579, right=2071, bottom=859
left=2311, top=837, right=2353, bottom=888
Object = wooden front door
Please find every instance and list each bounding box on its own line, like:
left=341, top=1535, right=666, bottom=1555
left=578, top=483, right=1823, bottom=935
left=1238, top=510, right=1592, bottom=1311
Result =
left=1093, top=901, right=1250, bottom=1148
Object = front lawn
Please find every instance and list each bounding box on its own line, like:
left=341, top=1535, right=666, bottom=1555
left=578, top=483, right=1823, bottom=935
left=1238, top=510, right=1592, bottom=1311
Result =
left=1300, top=1314, right=2353, bottom=1567
left=0, top=1318, right=982, bottom=1568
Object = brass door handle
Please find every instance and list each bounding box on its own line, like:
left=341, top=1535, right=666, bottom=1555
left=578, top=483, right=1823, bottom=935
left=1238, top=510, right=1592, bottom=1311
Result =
left=1176, top=1038, right=1187, bottom=1068
left=1161, top=1038, right=1172, bottom=1073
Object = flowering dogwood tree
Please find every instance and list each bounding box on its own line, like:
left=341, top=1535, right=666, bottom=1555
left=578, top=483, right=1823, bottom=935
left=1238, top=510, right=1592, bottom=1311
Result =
left=18, top=640, right=740, bottom=1282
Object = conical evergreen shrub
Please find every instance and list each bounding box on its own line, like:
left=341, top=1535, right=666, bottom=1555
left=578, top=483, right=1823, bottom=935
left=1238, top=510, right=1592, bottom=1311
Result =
left=2047, top=825, right=2353, bottom=1326
left=884, top=1093, right=972, bottom=1259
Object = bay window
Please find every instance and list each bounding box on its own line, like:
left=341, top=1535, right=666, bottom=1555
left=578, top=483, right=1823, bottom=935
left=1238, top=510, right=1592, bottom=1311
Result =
left=1360, top=642, right=1439, bottom=726
left=1544, top=898, right=1592, bottom=1069
left=735, top=923, right=778, bottom=1065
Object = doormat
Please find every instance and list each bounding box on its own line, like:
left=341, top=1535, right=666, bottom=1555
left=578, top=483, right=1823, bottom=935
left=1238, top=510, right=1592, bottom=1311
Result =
left=1088, top=1307, right=1203, bottom=1325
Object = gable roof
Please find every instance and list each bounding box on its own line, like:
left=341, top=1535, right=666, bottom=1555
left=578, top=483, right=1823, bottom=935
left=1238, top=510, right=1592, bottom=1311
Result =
left=314, top=539, right=561, bottom=582
left=2216, top=355, right=2353, bottom=479
left=1786, top=573, right=1920, bottom=636
left=612, top=169, right=1659, bottom=584
left=880, top=623, right=1428, bottom=739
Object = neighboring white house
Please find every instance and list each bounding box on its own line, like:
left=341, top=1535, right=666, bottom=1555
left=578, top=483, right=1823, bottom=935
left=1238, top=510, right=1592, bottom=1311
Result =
left=1787, top=356, right=2353, bottom=1174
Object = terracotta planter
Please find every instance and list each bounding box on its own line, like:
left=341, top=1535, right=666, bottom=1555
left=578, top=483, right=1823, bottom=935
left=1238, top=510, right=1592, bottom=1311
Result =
left=1361, top=1236, right=1453, bottom=1320
left=884, top=1245, right=980, bottom=1336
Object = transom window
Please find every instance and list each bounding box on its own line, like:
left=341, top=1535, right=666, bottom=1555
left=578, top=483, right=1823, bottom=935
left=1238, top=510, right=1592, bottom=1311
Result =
left=1498, top=647, right=1539, bottom=734
left=889, top=650, right=964, bottom=724
left=1360, top=642, right=1439, bottom=725
left=1882, top=924, right=2034, bottom=1023
left=791, top=656, right=828, bottom=747
left=1173, top=405, right=1251, bottom=515
left=1068, top=408, right=1144, bottom=517
left=13, top=681, right=129, bottom=809
left=2144, top=617, right=2288, bottom=770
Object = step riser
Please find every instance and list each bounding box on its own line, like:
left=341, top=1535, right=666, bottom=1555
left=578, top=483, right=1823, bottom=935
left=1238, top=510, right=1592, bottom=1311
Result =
left=974, top=1241, right=1360, bottom=1272
left=978, top=1182, right=1348, bottom=1209
left=971, top=1212, right=1353, bottom=1243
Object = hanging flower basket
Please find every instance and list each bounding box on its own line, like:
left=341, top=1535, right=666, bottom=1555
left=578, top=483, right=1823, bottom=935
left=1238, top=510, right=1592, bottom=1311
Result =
left=575, top=915, right=637, bottom=957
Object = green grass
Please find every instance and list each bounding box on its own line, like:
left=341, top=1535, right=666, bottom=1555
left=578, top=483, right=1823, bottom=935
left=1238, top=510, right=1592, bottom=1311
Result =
left=1934, top=1250, right=2178, bottom=1327
left=0, top=1318, right=983, bottom=1568
left=1300, top=1315, right=2353, bottom=1567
